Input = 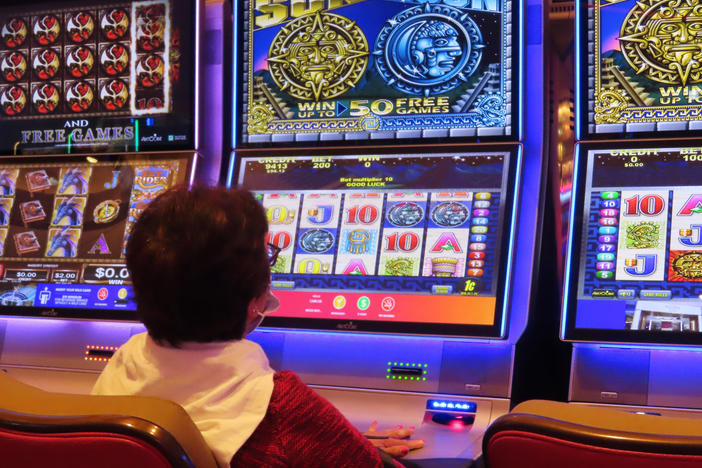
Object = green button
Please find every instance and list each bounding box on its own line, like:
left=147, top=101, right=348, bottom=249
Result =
left=602, top=191, right=620, bottom=199
left=357, top=296, right=370, bottom=310
left=596, top=271, right=614, bottom=279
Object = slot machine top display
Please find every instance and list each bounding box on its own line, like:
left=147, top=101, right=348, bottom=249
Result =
left=0, top=152, right=190, bottom=320
left=237, top=148, right=520, bottom=337
left=564, top=143, right=702, bottom=345
left=0, top=0, right=197, bottom=155
left=236, top=0, right=518, bottom=146
left=578, top=0, right=702, bottom=138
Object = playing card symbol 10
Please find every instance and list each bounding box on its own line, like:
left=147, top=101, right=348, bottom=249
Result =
left=136, top=96, right=163, bottom=110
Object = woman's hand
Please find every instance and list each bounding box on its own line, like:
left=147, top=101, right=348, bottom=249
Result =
left=364, top=421, right=425, bottom=458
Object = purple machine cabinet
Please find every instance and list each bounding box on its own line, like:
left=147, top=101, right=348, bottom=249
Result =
left=0, top=0, right=225, bottom=387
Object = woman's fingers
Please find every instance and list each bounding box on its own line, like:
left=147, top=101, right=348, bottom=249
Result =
left=366, top=424, right=415, bottom=439
left=380, top=438, right=425, bottom=450
left=381, top=445, right=410, bottom=458
left=376, top=437, right=426, bottom=457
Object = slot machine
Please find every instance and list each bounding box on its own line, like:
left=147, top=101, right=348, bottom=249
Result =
left=558, top=0, right=702, bottom=416
left=563, top=141, right=702, bottom=415
left=231, top=0, right=547, bottom=462
left=0, top=0, right=223, bottom=392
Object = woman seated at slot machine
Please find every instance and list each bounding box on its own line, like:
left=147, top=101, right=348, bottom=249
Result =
left=91, top=186, right=424, bottom=468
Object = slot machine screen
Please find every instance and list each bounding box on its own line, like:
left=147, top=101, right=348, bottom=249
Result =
left=237, top=0, right=518, bottom=145
left=579, top=0, right=702, bottom=138
left=0, top=0, right=197, bottom=155
left=0, top=152, right=190, bottom=320
left=564, top=143, right=702, bottom=344
left=236, top=147, right=520, bottom=337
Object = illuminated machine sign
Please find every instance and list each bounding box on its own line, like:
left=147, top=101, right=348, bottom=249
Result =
left=580, top=0, right=702, bottom=136
left=0, top=153, right=190, bottom=320
left=237, top=148, right=520, bottom=337
left=564, top=143, right=702, bottom=344
left=237, top=0, right=518, bottom=145
left=0, top=0, right=197, bottom=154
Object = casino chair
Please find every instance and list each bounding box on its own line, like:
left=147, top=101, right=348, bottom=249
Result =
left=0, top=370, right=218, bottom=468
left=482, top=399, right=702, bottom=468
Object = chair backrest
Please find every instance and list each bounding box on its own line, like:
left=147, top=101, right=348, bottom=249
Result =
left=0, top=370, right=218, bottom=468
left=483, top=399, right=702, bottom=468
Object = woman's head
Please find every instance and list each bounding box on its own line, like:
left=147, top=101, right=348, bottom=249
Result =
left=126, top=186, right=270, bottom=346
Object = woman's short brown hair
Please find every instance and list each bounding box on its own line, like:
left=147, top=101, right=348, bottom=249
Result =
left=126, top=186, right=270, bottom=346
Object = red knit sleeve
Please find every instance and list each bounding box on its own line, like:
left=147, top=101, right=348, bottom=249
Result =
left=274, top=370, right=385, bottom=468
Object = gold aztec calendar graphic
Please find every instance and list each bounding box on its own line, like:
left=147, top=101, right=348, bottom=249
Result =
left=267, top=11, right=369, bottom=101
left=619, top=0, right=702, bottom=85
left=673, top=251, right=702, bottom=279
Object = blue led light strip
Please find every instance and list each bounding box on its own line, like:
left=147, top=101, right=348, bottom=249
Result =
left=426, top=399, right=477, bottom=413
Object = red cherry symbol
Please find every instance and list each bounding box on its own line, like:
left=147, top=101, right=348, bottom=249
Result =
left=77, top=83, right=88, bottom=95
left=78, top=48, right=89, bottom=60
left=43, top=85, right=55, bottom=97
left=111, top=80, right=123, bottom=93
left=11, top=19, right=23, bottom=31
left=10, top=87, right=22, bottom=99
left=44, top=16, right=56, bottom=28
left=43, top=50, right=55, bottom=62
left=11, top=53, right=22, bottom=65
left=112, top=11, right=125, bottom=22
left=78, top=14, right=90, bottom=26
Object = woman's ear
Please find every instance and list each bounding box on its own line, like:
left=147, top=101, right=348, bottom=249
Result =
left=243, top=292, right=268, bottom=336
